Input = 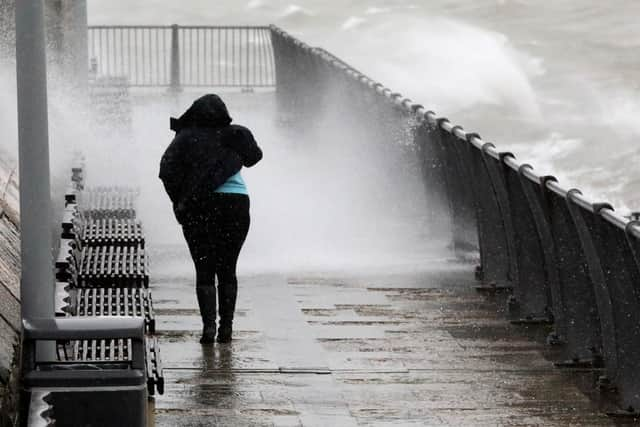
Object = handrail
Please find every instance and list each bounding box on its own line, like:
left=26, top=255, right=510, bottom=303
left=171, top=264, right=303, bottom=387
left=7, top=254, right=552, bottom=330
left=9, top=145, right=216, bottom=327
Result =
left=89, top=25, right=272, bottom=30
left=269, top=24, right=640, bottom=414
left=88, top=25, right=276, bottom=89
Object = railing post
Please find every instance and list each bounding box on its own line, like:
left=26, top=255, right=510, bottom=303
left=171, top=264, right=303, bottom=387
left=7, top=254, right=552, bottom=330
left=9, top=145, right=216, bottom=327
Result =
left=169, top=24, right=181, bottom=92
left=15, top=0, right=54, bottom=323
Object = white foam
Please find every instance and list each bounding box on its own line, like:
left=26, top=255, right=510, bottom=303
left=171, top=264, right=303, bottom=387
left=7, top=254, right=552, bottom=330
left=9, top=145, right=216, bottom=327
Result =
left=280, top=4, right=315, bottom=18
left=245, top=0, right=264, bottom=10
left=311, top=15, right=542, bottom=119
left=341, top=16, right=366, bottom=31
left=365, top=7, right=391, bottom=15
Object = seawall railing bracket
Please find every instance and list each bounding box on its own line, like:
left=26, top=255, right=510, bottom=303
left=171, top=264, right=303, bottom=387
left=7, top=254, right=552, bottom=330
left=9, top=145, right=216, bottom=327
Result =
left=465, top=132, right=481, bottom=143
left=546, top=331, right=564, bottom=346
left=474, top=280, right=512, bottom=294
left=498, top=151, right=515, bottom=161
left=597, top=375, right=618, bottom=393
left=554, top=357, right=601, bottom=370
left=480, top=142, right=496, bottom=153
left=509, top=316, right=553, bottom=326
left=435, top=117, right=450, bottom=129
left=474, top=265, right=483, bottom=281
left=606, top=408, right=640, bottom=420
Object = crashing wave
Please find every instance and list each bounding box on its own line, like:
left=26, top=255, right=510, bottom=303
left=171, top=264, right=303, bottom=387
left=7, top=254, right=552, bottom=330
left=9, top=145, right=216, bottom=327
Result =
left=279, top=4, right=315, bottom=18
left=246, top=0, right=264, bottom=10
left=365, top=7, right=391, bottom=15
left=341, top=16, right=367, bottom=31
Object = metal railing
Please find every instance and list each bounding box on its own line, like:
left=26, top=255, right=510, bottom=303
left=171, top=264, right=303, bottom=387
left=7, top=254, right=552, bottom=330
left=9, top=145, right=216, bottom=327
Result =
left=88, top=25, right=276, bottom=89
left=270, top=25, right=640, bottom=417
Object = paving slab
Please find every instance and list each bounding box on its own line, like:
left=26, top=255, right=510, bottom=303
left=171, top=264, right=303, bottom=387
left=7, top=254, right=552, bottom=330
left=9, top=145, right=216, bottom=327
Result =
left=151, top=244, right=618, bottom=426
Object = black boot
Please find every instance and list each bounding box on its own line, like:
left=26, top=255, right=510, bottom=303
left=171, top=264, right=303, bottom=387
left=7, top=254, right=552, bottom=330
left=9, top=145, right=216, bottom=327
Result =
left=216, top=283, right=237, bottom=343
left=196, top=287, right=217, bottom=344
left=216, top=320, right=233, bottom=344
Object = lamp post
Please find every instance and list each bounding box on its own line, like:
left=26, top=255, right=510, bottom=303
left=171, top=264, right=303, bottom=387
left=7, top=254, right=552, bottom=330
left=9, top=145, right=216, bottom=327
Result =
left=15, top=1, right=54, bottom=322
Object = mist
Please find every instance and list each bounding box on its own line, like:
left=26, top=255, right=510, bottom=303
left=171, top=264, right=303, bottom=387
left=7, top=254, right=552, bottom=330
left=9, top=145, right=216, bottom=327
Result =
left=87, top=0, right=640, bottom=213
left=124, top=88, right=446, bottom=275
left=1, top=0, right=638, bottom=277
left=0, top=60, right=83, bottom=210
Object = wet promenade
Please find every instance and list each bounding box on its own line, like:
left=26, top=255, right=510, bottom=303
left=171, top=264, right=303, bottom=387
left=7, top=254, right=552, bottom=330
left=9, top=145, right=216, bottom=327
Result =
left=150, top=244, right=614, bottom=426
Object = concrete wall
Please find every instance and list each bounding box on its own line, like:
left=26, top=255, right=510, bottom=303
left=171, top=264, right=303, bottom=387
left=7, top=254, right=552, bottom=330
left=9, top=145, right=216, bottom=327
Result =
left=0, top=216, right=20, bottom=427
left=0, top=158, right=20, bottom=427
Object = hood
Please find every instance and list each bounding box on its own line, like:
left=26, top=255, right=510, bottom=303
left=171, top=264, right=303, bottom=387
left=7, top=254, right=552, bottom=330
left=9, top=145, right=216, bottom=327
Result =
left=170, top=94, right=232, bottom=132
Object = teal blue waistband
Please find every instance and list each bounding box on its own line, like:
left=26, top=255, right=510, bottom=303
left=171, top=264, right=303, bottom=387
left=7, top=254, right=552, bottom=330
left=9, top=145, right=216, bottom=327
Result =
left=215, top=171, right=248, bottom=195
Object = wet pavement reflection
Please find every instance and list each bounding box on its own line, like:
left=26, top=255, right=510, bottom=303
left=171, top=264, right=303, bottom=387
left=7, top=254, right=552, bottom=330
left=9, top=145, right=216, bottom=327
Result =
left=151, top=244, right=618, bottom=426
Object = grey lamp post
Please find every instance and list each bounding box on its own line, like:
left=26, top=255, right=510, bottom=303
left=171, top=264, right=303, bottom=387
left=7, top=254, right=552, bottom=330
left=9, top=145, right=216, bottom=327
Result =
left=15, top=1, right=54, bottom=323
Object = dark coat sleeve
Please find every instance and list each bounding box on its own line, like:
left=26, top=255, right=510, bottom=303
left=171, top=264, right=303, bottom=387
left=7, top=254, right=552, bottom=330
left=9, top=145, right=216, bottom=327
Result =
left=159, top=134, right=186, bottom=205
left=224, top=125, right=263, bottom=167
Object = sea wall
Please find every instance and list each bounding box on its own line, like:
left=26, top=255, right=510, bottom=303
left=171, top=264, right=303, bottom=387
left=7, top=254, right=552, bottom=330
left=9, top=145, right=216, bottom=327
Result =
left=0, top=157, right=20, bottom=427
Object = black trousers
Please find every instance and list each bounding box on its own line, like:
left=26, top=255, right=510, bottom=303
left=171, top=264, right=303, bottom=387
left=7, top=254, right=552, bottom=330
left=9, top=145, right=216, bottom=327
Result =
left=182, top=193, right=250, bottom=320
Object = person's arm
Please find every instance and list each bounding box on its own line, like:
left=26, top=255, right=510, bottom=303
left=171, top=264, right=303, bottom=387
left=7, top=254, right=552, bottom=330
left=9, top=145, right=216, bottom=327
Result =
left=159, top=135, right=186, bottom=204
left=224, top=125, right=263, bottom=167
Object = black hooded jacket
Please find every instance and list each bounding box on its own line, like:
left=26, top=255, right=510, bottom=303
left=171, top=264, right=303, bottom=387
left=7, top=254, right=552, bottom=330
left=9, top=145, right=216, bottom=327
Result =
left=159, top=94, right=263, bottom=224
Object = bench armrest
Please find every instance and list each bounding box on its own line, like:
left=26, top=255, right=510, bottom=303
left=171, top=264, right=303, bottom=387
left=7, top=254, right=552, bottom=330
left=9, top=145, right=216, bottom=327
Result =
left=23, top=317, right=145, bottom=341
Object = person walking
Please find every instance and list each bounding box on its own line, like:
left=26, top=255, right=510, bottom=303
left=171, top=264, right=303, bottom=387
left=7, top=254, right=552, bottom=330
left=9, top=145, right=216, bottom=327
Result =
left=159, top=94, right=262, bottom=344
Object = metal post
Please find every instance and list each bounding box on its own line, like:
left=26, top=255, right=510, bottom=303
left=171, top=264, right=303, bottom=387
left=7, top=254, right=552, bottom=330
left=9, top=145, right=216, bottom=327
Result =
left=169, top=24, right=181, bottom=92
left=15, top=1, right=54, bottom=322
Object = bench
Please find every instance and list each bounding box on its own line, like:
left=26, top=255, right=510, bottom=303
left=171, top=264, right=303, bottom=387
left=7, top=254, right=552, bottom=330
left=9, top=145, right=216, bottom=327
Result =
left=74, top=287, right=155, bottom=333
left=79, top=187, right=138, bottom=220
left=22, top=317, right=150, bottom=427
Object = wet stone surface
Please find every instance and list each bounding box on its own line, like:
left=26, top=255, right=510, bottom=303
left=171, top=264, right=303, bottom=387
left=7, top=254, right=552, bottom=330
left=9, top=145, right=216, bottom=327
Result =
left=151, top=245, right=619, bottom=426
